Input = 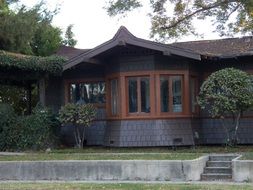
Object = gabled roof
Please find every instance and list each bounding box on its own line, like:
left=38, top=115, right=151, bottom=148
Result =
left=172, top=36, right=253, bottom=58
left=63, top=26, right=201, bottom=70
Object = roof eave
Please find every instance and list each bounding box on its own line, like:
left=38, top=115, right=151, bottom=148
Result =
left=63, top=26, right=202, bottom=71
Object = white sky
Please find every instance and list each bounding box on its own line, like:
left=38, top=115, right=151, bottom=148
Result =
left=19, top=0, right=223, bottom=49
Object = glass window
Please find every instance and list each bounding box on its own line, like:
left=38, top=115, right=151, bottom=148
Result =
left=128, top=78, right=138, bottom=113
left=160, top=76, right=169, bottom=112
left=111, top=79, right=119, bottom=115
left=160, top=75, right=183, bottom=113
left=128, top=76, right=150, bottom=114
left=69, top=82, right=105, bottom=104
left=172, top=76, right=182, bottom=112
left=141, top=77, right=150, bottom=113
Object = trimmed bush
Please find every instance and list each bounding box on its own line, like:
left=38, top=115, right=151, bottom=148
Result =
left=59, top=103, right=97, bottom=148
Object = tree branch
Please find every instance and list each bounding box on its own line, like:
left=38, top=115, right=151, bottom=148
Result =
left=161, top=0, right=240, bottom=30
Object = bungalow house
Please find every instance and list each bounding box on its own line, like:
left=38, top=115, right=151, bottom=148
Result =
left=42, top=26, right=253, bottom=147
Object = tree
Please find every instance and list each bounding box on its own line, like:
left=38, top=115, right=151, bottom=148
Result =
left=198, top=68, right=253, bottom=146
left=106, top=0, right=253, bottom=41
left=32, top=21, right=62, bottom=56
left=63, top=24, right=77, bottom=47
left=59, top=104, right=97, bottom=148
left=0, top=1, right=63, bottom=56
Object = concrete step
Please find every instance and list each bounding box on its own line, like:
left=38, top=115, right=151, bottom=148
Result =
left=204, top=167, right=232, bottom=174
left=206, top=161, right=231, bottom=167
left=209, top=155, right=237, bottom=161
left=201, top=173, right=232, bottom=181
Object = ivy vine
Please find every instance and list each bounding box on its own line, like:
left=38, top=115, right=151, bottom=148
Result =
left=0, top=51, right=66, bottom=75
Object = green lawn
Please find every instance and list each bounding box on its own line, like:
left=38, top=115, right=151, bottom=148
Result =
left=0, top=183, right=252, bottom=190
left=1, top=145, right=253, bottom=161
left=51, top=145, right=253, bottom=154
left=0, top=153, right=202, bottom=161
left=240, top=152, right=253, bottom=160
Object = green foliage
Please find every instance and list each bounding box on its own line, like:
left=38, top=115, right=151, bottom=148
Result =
left=0, top=103, right=59, bottom=151
left=106, top=0, right=253, bottom=41
left=63, top=24, right=77, bottom=47
left=198, top=68, right=253, bottom=145
left=106, top=0, right=142, bottom=17
left=0, top=1, right=63, bottom=56
left=0, top=103, right=17, bottom=150
left=59, top=103, right=97, bottom=127
left=16, top=105, right=59, bottom=150
left=0, top=85, right=38, bottom=114
left=0, top=51, right=65, bottom=75
left=32, top=22, right=63, bottom=56
left=198, top=68, right=253, bottom=117
left=59, top=103, right=97, bottom=148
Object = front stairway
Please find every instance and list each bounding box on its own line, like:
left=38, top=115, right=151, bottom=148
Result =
left=201, top=155, right=237, bottom=181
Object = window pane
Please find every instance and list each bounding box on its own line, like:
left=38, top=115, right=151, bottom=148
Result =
left=141, top=77, right=150, bottom=113
left=78, top=83, right=88, bottom=104
left=172, top=76, right=182, bottom=112
left=111, top=79, right=118, bottom=115
left=128, top=78, right=138, bottom=113
left=70, top=82, right=105, bottom=104
left=70, top=84, right=77, bottom=103
left=98, top=82, right=106, bottom=103
left=160, top=76, right=169, bottom=112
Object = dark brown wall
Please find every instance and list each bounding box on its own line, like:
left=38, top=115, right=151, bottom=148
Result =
left=45, top=76, right=64, bottom=113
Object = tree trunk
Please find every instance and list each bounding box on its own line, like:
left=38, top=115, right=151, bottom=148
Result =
left=232, top=112, right=241, bottom=146
left=81, top=126, right=86, bottom=149
left=74, top=125, right=82, bottom=148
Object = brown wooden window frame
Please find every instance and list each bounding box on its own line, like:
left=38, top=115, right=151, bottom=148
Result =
left=126, top=75, right=151, bottom=116
left=158, top=74, right=184, bottom=115
left=107, top=77, right=120, bottom=117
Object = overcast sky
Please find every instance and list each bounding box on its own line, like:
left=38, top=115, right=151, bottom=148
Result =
left=19, top=0, right=222, bottom=49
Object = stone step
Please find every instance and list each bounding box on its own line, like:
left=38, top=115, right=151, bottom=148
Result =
left=204, top=167, right=232, bottom=174
left=201, top=173, right=232, bottom=181
left=206, top=161, right=231, bottom=167
left=209, top=155, right=236, bottom=161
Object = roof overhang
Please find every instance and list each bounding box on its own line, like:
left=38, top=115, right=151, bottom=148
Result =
left=63, top=26, right=201, bottom=71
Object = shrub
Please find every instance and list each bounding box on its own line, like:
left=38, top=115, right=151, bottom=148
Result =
left=0, top=103, right=59, bottom=151
left=59, top=103, right=97, bottom=148
left=16, top=106, right=59, bottom=150
left=0, top=104, right=18, bottom=150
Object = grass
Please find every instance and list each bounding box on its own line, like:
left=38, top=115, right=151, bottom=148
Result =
left=0, top=153, right=202, bottom=161
left=240, top=152, right=253, bottom=160
left=0, top=183, right=253, bottom=190
left=1, top=145, right=253, bottom=161
left=51, top=145, right=253, bottom=154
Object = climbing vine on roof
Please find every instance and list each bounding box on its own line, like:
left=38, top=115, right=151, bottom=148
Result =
left=0, top=51, right=66, bottom=75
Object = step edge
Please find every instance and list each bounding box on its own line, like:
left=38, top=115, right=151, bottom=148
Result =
left=201, top=173, right=232, bottom=176
left=205, top=167, right=231, bottom=169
